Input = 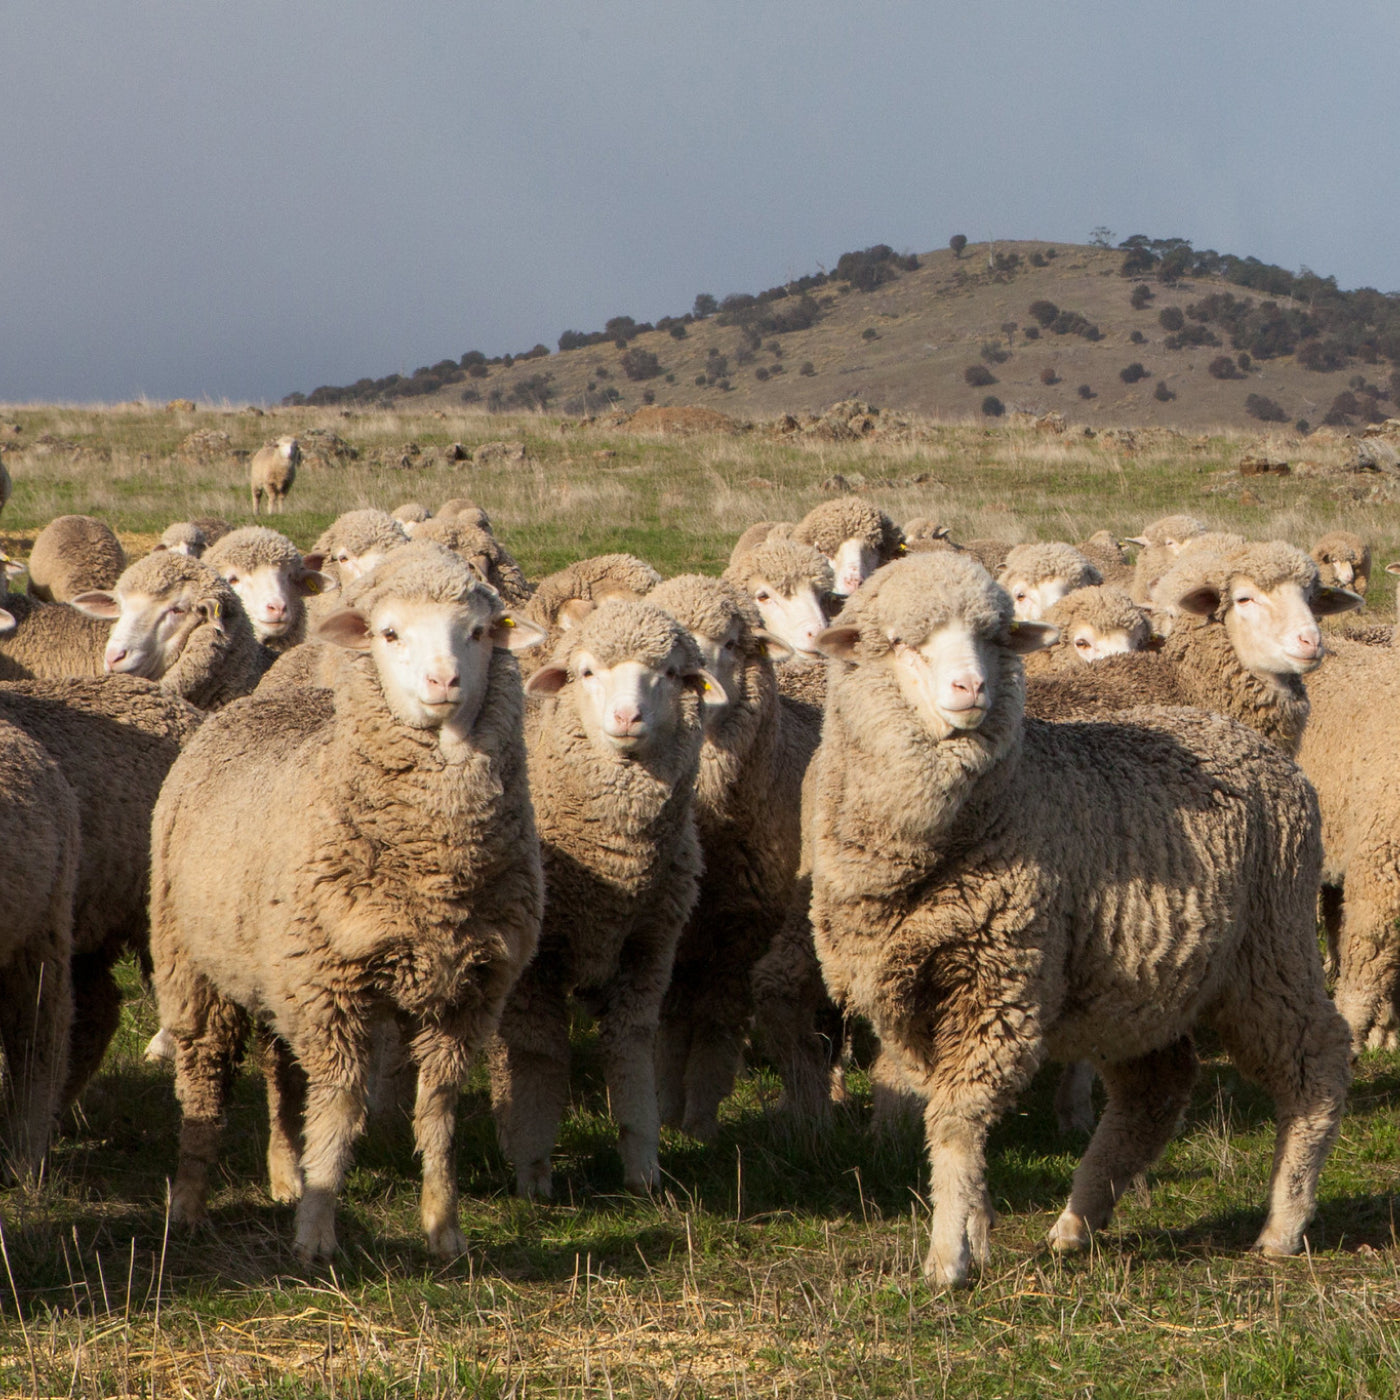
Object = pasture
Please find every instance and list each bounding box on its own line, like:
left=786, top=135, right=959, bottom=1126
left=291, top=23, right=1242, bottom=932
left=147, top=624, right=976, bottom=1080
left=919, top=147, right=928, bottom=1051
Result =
left=0, top=402, right=1397, bottom=1397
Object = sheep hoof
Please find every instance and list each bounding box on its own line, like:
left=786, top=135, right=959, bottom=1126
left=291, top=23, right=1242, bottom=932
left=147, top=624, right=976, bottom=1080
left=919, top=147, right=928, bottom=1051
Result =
left=168, top=1178, right=208, bottom=1227
left=426, top=1222, right=468, bottom=1259
left=293, top=1191, right=338, bottom=1263
left=268, top=1158, right=304, bottom=1204
left=679, top=1113, right=720, bottom=1143
left=1047, top=1209, right=1091, bottom=1253
left=1251, top=1226, right=1303, bottom=1258
left=920, top=1243, right=972, bottom=1289
left=144, top=1028, right=176, bottom=1064
left=623, top=1166, right=660, bottom=1197
left=518, top=1164, right=554, bottom=1201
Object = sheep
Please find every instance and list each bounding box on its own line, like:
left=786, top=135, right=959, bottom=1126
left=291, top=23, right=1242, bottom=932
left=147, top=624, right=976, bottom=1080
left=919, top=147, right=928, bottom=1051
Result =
left=489, top=599, right=724, bottom=1198
left=1296, top=633, right=1400, bottom=1050
left=312, top=508, right=410, bottom=588
left=154, top=521, right=208, bottom=557
left=902, top=517, right=952, bottom=547
left=809, top=551, right=1351, bottom=1287
left=791, top=496, right=904, bottom=596
left=0, top=678, right=203, bottom=1103
left=249, top=436, right=300, bottom=515
left=996, top=542, right=1102, bottom=620
left=436, top=498, right=492, bottom=531
left=0, top=722, right=78, bottom=1173
left=203, top=526, right=335, bottom=652
left=646, top=574, right=822, bottom=1140
left=189, top=516, right=234, bottom=548
left=391, top=502, right=432, bottom=534
left=1076, top=529, right=1134, bottom=587
left=1310, top=530, right=1371, bottom=596
left=71, top=551, right=272, bottom=710
left=1126, top=513, right=1208, bottom=602
left=1022, top=585, right=1152, bottom=676
left=0, top=553, right=112, bottom=682
left=525, top=552, right=661, bottom=633
left=26, top=515, right=127, bottom=602
left=151, top=543, right=545, bottom=1260
left=1025, top=541, right=1362, bottom=758
left=412, top=515, right=531, bottom=607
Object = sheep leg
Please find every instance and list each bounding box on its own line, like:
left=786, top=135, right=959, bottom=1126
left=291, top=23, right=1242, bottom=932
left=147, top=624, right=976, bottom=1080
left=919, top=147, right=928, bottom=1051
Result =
left=1214, top=995, right=1351, bottom=1257
left=291, top=1043, right=369, bottom=1264
left=490, top=973, right=571, bottom=1200
left=921, top=1105, right=998, bottom=1289
left=62, top=952, right=123, bottom=1107
left=1331, top=870, right=1400, bottom=1052
left=1048, top=1037, right=1198, bottom=1253
left=0, top=936, right=72, bottom=1177
left=654, top=1011, right=691, bottom=1131
left=407, top=1022, right=477, bottom=1258
left=259, top=1028, right=306, bottom=1204
left=869, top=1043, right=923, bottom=1135
left=1052, top=1061, right=1099, bottom=1136
left=169, top=992, right=250, bottom=1227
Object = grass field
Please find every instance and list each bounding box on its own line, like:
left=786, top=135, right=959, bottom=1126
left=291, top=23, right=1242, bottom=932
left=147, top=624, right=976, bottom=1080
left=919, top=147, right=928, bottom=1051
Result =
left=0, top=402, right=1398, bottom=1397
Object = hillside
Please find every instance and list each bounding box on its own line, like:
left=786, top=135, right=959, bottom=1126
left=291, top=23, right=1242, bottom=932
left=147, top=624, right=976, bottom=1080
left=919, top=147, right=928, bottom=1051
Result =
left=287, top=240, right=1400, bottom=433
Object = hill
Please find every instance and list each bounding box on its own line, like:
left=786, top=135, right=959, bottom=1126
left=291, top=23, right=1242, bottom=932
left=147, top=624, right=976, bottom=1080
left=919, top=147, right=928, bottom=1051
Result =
left=285, top=239, right=1400, bottom=433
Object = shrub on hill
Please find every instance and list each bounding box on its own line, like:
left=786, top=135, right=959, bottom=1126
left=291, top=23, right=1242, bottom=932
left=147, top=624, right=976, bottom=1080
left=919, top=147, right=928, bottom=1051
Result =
left=1078, top=384, right=1096, bottom=399
left=981, top=343, right=1010, bottom=364
left=964, top=365, right=997, bottom=387
left=1120, top=362, right=1149, bottom=384
left=1159, top=306, right=1185, bottom=332
left=800, top=361, right=816, bottom=376
left=1298, top=339, right=1348, bottom=372
left=1130, top=283, right=1155, bottom=309
left=1040, top=367, right=1059, bottom=385
left=693, top=294, right=718, bottom=318
left=981, top=395, right=1005, bottom=417
left=1209, top=356, right=1244, bottom=380
left=950, top=234, right=968, bottom=257
left=1154, top=380, right=1176, bottom=402
left=1029, top=300, right=1059, bottom=327
left=620, top=348, right=663, bottom=381
left=1130, top=330, right=1146, bottom=344
left=1245, top=394, right=1288, bottom=422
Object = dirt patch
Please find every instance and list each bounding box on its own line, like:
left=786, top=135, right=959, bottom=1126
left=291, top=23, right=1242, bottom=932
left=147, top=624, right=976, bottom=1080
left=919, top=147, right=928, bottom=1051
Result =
left=618, top=405, right=741, bottom=435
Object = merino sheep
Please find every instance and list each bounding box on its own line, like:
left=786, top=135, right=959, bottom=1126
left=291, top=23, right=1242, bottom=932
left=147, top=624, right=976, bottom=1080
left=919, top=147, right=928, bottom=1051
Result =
left=412, top=515, right=531, bottom=607
left=203, top=526, right=334, bottom=652
left=0, top=678, right=202, bottom=1103
left=647, top=574, right=821, bottom=1139
left=1310, top=530, right=1371, bottom=596
left=1127, top=514, right=1208, bottom=603
left=151, top=544, right=545, bottom=1260
left=436, top=498, right=492, bottom=531
left=809, top=552, right=1351, bottom=1287
left=1023, top=585, right=1152, bottom=676
left=524, top=553, right=661, bottom=637
left=0, top=722, right=78, bottom=1173
left=391, top=502, right=432, bottom=534
left=249, top=436, right=300, bottom=515
left=1297, top=634, right=1400, bottom=1049
left=154, top=522, right=208, bottom=557
left=996, top=542, right=1102, bottom=620
left=490, top=600, right=723, bottom=1198
left=1076, top=529, right=1133, bottom=587
left=71, top=551, right=272, bottom=709
left=189, top=517, right=234, bottom=549
left=792, top=496, right=904, bottom=596
left=312, top=508, right=410, bottom=588
left=902, top=517, right=952, bottom=547
left=0, top=554, right=112, bottom=682
left=26, top=515, right=127, bottom=603
left=1026, top=541, right=1361, bottom=758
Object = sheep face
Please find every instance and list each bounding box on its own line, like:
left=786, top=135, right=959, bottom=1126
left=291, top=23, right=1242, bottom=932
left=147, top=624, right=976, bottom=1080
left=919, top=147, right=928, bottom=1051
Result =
left=214, top=553, right=331, bottom=642
left=1065, top=621, right=1142, bottom=663
left=78, top=581, right=211, bottom=679
left=686, top=619, right=790, bottom=728
left=1001, top=573, right=1071, bottom=621
left=748, top=575, right=829, bottom=658
left=829, top=538, right=879, bottom=597
left=276, top=437, right=301, bottom=463
left=320, top=592, right=543, bottom=741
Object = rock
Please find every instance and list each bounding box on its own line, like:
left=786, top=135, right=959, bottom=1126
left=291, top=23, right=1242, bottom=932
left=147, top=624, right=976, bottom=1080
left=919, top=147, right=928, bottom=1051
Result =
left=164, top=399, right=197, bottom=413
left=175, top=430, right=233, bottom=461
left=1239, top=453, right=1290, bottom=477
left=473, top=440, right=529, bottom=466
left=620, top=405, right=741, bottom=435
left=1352, top=438, right=1400, bottom=473
left=593, top=449, right=617, bottom=461
left=820, top=474, right=852, bottom=492
left=1035, top=411, right=1067, bottom=434
left=299, top=430, right=358, bottom=468
left=445, top=442, right=469, bottom=461
left=1239, top=488, right=1262, bottom=506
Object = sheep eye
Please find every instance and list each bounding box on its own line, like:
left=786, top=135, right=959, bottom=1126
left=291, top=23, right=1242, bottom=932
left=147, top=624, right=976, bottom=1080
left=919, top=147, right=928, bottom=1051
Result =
left=755, top=590, right=770, bottom=602
left=580, top=666, right=593, bottom=679
left=1075, top=638, right=1091, bottom=649
left=381, top=628, right=398, bottom=642
left=471, top=625, right=485, bottom=641
left=226, top=574, right=239, bottom=585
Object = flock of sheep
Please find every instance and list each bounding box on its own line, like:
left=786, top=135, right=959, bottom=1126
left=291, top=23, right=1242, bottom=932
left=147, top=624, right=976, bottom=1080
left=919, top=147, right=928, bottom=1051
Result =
left=0, top=446, right=1394, bottom=1288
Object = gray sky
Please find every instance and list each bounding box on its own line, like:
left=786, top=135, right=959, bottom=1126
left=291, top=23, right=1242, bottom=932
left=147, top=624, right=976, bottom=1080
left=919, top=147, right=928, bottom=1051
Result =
left=4, top=1, right=1396, bottom=404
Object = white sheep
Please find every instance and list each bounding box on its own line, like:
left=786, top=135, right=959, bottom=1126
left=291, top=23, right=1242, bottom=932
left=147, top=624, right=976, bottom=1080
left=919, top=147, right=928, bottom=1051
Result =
left=249, top=436, right=300, bottom=515
left=996, top=541, right=1102, bottom=621
left=26, top=515, right=127, bottom=603
left=203, top=526, right=334, bottom=651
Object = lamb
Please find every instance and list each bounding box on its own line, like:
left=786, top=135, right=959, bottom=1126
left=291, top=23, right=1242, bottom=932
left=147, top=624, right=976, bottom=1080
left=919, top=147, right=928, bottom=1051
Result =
left=809, top=551, right=1351, bottom=1286
left=151, top=543, right=545, bottom=1260
left=489, top=599, right=723, bottom=1198
left=1126, top=513, right=1208, bottom=602
left=154, top=521, right=208, bottom=557
left=1296, top=633, right=1400, bottom=1050
left=1310, top=530, right=1371, bottom=595
left=71, top=551, right=272, bottom=709
left=26, top=515, right=127, bottom=602
left=249, top=436, right=300, bottom=515
left=1022, top=585, right=1152, bottom=676
left=0, top=678, right=203, bottom=1103
left=203, top=526, right=334, bottom=652
left=791, top=496, right=904, bottom=596
left=0, top=721, right=78, bottom=1173
left=312, top=508, right=410, bottom=588
left=996, top=541, right=1102, bottom=620
left=1025, top=541, right=1361, bottom=758
left=412, top=515, right=531, bottom=607
left=646, top=574, right=822, bottom=1140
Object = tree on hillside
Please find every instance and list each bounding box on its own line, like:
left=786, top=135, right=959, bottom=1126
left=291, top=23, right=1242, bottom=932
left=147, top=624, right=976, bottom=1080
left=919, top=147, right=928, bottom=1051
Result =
left=950, top=234, right=968, bottom=258
left=1090, top=226, right=1115, bottom=248
left=693, top=294, right=718, bottom=318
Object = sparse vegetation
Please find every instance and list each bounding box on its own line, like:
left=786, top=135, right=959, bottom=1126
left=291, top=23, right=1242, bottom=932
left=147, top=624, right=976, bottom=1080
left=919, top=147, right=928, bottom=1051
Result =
left=1154, top=379, right=1176, bottom=402
left=619, top=347, right=662, bottom=381
left=1159, top=306, right=1186, bottom=332
left=1029, top=300, right=1060, bottom=327
left=1130, top=282, right=1155, bottom=309
left=1245, top=392, right=1288, bottom=422
left=981, top=394, right=1004, bottom=416
left=965, top=364, right=997, bottom=387
left=1209, top=355, right=1245, bottom=380
left=1119, top=362, right=1149, bottom=384
left=1040, top=366, right=1059, bottom=385
left=1078, top=383, right=1096, bottom=399
left=949, top=233, right=968, bottom=257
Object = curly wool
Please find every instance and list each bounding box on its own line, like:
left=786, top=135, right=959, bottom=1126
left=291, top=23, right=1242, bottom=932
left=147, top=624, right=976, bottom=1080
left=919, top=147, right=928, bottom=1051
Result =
left=525, top=554, right=662, bottom=630
left=411, top=516, right=531, bottom=607
left=1076, top=530, right=1133, bottom=586
left=998, top=541, right=1102, bottom=590
left=1310, top=531, right=1371, bottom=594
left=157, top=522, right=208, bottom=557
left=205, top=526, right=303, bottom=575
left=27, top=515, right=126, bottom=603
left=1129, top=513, right=1209, bottom=602
left=1024, top=585, right=1151, bottom=676
left=792, top=496, right=903, bottom=562
left=724, top=537, right=833, bottom=599
left=313, top=509, right=410, bottom=576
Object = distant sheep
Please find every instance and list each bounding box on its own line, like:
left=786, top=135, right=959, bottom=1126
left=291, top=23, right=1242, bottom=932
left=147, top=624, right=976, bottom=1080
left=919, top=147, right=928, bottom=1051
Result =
left=152, top=544, right=544, bottom=1260
left=249, top=436, right=300, bottom=515
left=412, top=515, right=531, bottom=607
left=312, top=509, right=410, bottom=589
left=810, top=552, right=1351, bottom=1287
left=1076, top=529, right=1133, bottom=587
left=1126, top=513, right=1208, bottom=602
left=26, top=515, right=127, bottom=603
left=154, top=522, right=208, bottom=558
left=1310, top=530, right=1371, bottom=595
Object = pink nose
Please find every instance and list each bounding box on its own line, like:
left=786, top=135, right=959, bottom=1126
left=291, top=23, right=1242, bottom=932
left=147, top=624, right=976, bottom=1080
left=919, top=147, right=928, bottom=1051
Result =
left=422, top=669, right=460, bottom=701
left=946, top=673, right=986, bottom=709
left=610, top=704, right=643, bottom=731
left=1294, top=629, right=1322, bottom=660
left=104, top=648, right=126, bottom=672
left=264, top=601, right=287, bottom=620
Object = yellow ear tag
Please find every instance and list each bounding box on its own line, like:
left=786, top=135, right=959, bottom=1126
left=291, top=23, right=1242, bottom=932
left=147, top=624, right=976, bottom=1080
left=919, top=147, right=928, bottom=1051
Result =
left=304, top=577, right=322, bottom=596
left=703, top=681, right=712, bottom=691
left=210, top=600, right=221, bottom=621
left=502, top=616, right=515, bottom=627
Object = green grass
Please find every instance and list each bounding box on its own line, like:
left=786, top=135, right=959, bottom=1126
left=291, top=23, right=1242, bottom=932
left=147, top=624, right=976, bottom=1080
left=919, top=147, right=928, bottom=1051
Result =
left=0, top=402, right=1397, bottom=1396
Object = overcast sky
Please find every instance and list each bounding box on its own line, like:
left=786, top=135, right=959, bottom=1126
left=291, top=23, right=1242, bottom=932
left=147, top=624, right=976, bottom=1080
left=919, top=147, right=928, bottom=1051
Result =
left=4, top=1, right=1396, bottom=404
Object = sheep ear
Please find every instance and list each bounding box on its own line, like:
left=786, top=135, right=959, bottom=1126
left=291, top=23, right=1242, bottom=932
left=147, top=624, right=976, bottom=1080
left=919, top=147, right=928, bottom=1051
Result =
left=1124, top=536, right=1150, bottom=548
left=815, top=625, right=860, bottom=660
left=301, top=552, right=326, bottom=573
left=525, top=664, right=570, bottom=696
left=492, top=616, right=547, bottom=652
left=557, top=598, right=595, bottom=631
left=3, top=560, right=25, bottom=580
left=1006, top=621, right=1059, bottom=654
left=754, top=628, right=794, bottom=664
left=0, top=608, right=15, bottom=635
left=297, top=570, right=337, bottom=598
left=686, top=667, right=728, bottom=710
left=1174, top=585, right=1222, bottom=617
left=70, top=590, right=121, bottom=619
left=316, top=608, right=373, bottom=650
left=197, top=598, right=224, bottom=626
left=151, top=541, right=169, bottom=553
left=1385, top=561, right=1400, bottom=578
left=1311, top=586, right=1365, bottom=617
